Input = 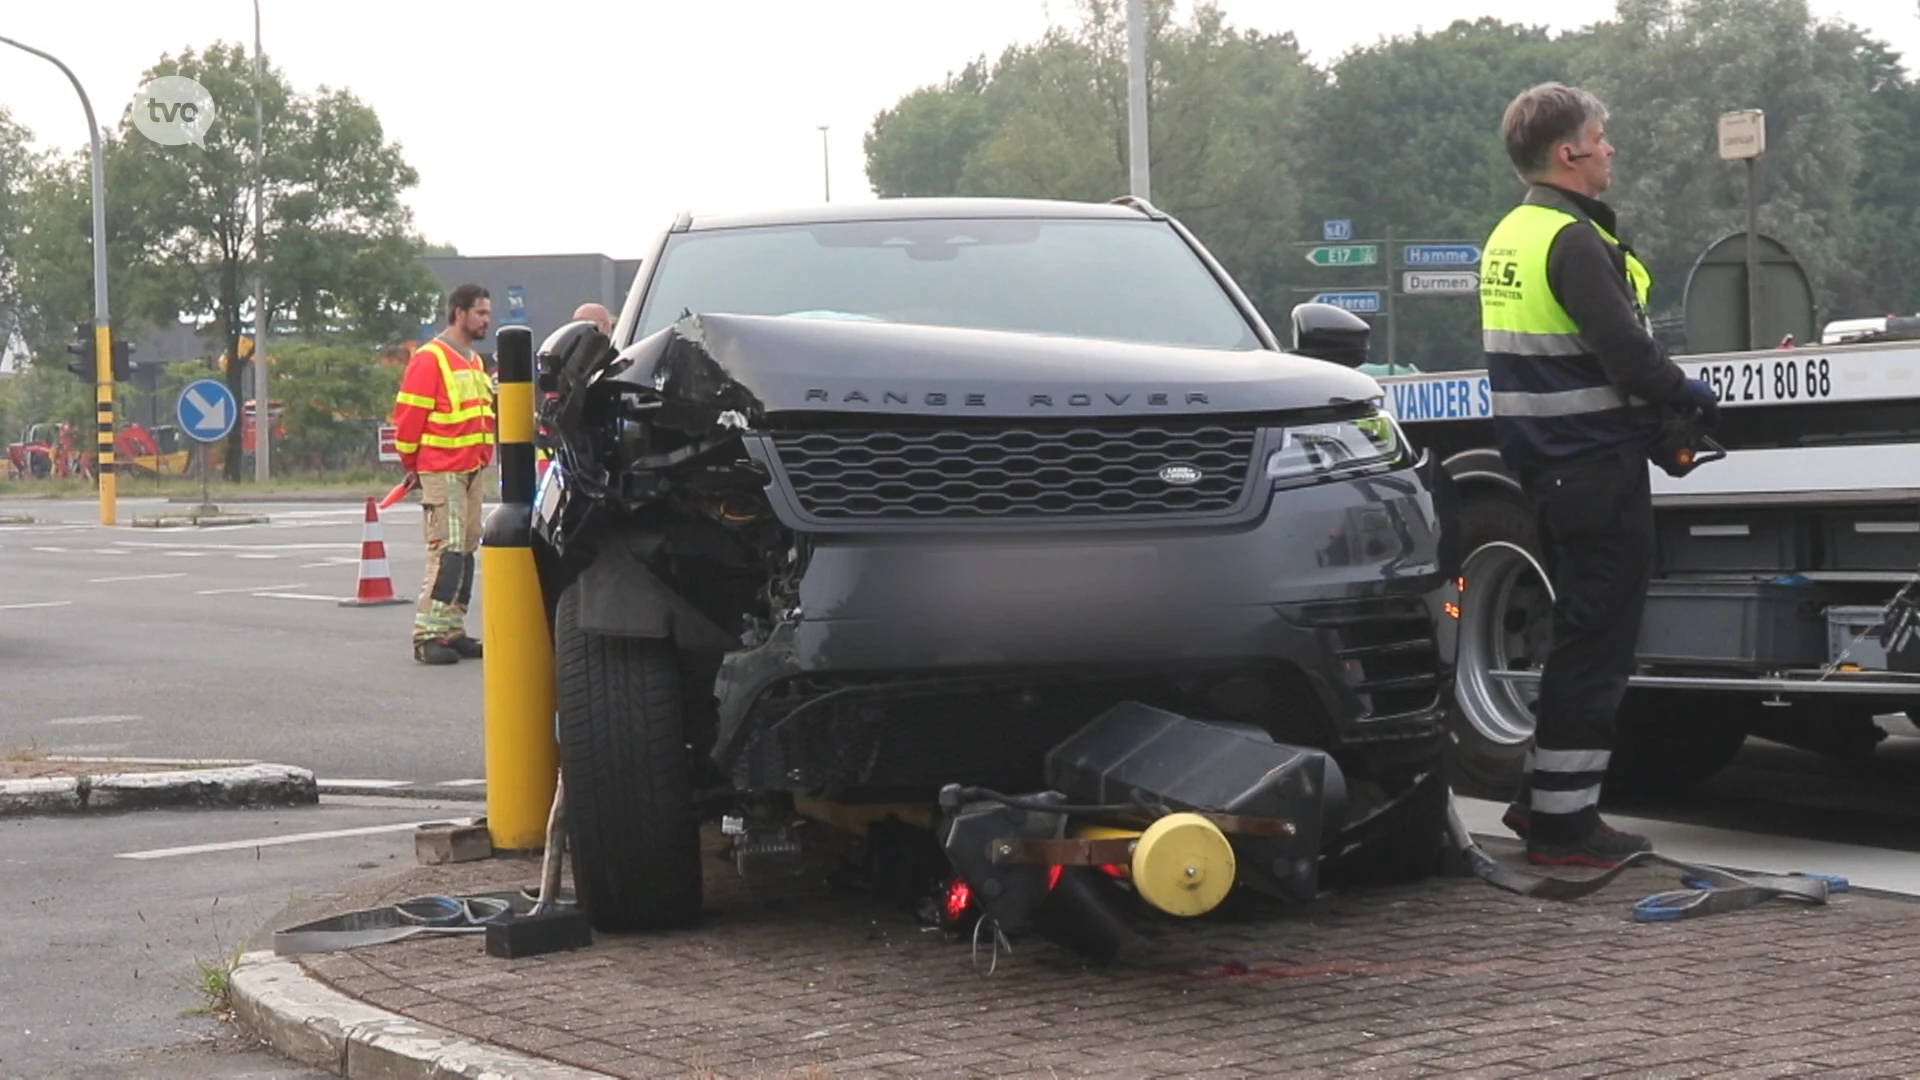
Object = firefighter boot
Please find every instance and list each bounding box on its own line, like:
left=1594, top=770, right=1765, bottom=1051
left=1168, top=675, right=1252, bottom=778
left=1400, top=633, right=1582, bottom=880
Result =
left=414, top=639, right=461, bottom=665
left=446, top=635, right=483, bottom=659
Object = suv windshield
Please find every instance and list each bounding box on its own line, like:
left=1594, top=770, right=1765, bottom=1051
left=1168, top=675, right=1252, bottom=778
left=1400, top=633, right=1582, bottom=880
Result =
left=633, top=216, right=1261, bottom=350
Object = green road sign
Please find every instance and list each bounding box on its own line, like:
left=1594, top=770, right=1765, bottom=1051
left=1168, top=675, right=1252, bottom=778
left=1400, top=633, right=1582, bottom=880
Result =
left=1306, top=244, right=1380, bottom=267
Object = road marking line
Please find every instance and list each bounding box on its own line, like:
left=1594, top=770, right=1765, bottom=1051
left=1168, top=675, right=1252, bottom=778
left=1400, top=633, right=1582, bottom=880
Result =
left=164, top=551, right=210, bottom=557
left=318, top=778, right=411, bottom=789
left=93, top=549, right=132, bottom=556
left=116, top=818, right=472, bottom=860
left=122, top=541, right=359, bottom=551
left=30, top=546, right=68, bottom=553
left=52, top=755, right=250, bottom=765
left=196, top=582, right=305, bottom=595
left=237, top=553, right=280, bottom=560
left=89, top=572, right=186, bottom=584
left=252, top=591, right=345, bottom=602
left=47, top=714, right=141, bottom=726
left=437, top=778, right=487, bottom=787
left=0, top=600, right=72, bottom=611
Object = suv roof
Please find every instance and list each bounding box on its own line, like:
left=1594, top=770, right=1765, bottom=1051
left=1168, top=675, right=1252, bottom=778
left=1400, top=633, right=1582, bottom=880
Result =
left=678, top=196, right=1163, bottom=233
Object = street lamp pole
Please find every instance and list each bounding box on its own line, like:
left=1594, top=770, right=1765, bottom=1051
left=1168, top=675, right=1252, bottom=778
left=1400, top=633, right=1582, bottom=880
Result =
left=0, top=35, right=115, bottom=525
left=252, top=0, right=270, bottom=482
left=818, top=125, right=830, bottom=202
left=1126, top=0, right=1150, bottom=201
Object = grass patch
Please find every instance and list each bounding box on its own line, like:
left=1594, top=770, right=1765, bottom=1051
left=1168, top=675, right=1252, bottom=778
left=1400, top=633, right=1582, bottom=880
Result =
left=0, top=742, right=49, bottom=763
left=182, top=944, right=244, bottom=1019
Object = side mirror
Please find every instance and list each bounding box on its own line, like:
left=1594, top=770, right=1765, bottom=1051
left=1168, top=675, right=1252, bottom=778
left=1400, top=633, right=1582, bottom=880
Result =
left=1290, top=302, right=1371, bottom=368
left=536, top=319, right=612, bottom=395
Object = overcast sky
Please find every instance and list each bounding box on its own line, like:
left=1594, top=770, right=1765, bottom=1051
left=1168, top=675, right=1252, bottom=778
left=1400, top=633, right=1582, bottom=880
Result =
left=2, top=0, right=1915, bottom=260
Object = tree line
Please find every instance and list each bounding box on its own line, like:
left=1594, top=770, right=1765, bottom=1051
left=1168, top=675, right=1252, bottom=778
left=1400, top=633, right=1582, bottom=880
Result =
left=862, top=0, right=1920, bottom=371
left=0, top=43, right=442, bottom=477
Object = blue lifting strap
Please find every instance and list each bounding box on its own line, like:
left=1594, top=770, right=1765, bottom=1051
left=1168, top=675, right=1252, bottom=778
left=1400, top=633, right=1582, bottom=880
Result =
left=1445, top=797, right=1843, bottom=922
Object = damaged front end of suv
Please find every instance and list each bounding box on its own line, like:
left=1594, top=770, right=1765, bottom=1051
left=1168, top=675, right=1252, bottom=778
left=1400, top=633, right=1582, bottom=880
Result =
left=530, top=199, right=1460, bottom=950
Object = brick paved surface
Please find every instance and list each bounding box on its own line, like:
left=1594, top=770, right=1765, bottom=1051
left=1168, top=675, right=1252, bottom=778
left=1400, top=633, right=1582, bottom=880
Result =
left=283, top=827, right=1920, bottom=1079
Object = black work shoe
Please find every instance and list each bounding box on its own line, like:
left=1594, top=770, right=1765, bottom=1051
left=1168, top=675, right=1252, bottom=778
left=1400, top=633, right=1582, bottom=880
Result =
left=414, top=640, right=460, bottom=665
left=1526, top=822, right=1653, bottom=869
left=446, top=635, right=483, bottom=659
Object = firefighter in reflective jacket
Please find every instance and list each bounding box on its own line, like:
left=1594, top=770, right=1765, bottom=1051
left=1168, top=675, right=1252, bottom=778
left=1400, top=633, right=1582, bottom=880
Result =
left=1481, top=84, right=1720, bottom=867
left=392, top=283, right=497, bottom=665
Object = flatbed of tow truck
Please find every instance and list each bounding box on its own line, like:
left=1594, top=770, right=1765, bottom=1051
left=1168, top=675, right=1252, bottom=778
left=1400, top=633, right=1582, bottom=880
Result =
left=1375, top=334, right=1920, bottom=799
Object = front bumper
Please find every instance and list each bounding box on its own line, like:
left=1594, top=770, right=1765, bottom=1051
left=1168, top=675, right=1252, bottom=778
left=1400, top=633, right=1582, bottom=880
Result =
left=713, top=467, right=1460, bottom=780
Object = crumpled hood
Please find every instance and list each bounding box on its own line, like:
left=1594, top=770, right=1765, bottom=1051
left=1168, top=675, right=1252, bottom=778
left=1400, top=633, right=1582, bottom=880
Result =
left=608, top=312, right=1383, bottom=427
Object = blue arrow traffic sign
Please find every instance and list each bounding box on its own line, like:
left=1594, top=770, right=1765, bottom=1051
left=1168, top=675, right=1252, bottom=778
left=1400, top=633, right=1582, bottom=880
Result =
left=1311, top=291, right=1382, bottom=314
left=1402, top=243, right=1481, bottom=267
left=177, top=378, right=238, bottom=443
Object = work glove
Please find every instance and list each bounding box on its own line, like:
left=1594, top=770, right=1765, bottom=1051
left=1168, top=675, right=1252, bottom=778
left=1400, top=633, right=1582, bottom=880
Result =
left=1674, top=377, right=1721, bottom=429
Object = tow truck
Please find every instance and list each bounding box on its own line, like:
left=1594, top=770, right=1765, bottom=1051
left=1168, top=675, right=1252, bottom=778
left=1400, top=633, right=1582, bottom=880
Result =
left=1380, top=321, right=1920, bottom=797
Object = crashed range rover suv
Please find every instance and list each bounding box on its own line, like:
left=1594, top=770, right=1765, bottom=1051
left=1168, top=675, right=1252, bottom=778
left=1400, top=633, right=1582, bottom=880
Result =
left=531, top=196, right=1461, bottom=943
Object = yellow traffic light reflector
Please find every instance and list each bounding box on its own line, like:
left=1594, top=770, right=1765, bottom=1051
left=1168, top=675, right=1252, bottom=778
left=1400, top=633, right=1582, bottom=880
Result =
left=1130, top=812, right=1235, bottom=917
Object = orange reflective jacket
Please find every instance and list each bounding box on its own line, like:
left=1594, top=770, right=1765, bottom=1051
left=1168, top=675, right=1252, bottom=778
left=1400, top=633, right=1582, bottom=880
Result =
left=392, top=339, right=495, bottom=473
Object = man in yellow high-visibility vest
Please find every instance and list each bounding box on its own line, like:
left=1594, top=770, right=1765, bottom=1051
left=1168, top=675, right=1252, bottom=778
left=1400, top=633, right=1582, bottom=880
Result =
left=1481, top=83, right=1720, bottom=867
left=392, top=284, right=498, bottom=665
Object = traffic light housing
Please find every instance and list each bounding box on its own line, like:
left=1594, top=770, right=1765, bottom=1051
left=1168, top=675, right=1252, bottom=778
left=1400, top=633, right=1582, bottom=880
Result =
left=65, top=323, right=95, bottom=383
left=111, top=339, right=135, bottom=383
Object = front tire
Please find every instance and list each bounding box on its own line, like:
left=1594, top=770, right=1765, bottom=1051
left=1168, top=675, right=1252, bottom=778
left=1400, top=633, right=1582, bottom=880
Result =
left=554, top=582, right=703, bottom=932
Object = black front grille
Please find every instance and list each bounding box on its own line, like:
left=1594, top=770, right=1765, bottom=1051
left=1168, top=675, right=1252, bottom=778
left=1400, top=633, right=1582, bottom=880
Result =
left=768, top=422, right=1257, bottom=522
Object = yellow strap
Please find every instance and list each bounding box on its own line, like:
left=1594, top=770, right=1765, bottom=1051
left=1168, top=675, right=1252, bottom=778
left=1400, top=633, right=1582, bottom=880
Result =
left=395, top=391, right=436, bottom=410
left=418, top=431, right=492, bottom=449
left=394, top=439, right=420, bottom=453
left=429, top=404, right=491, bottom=424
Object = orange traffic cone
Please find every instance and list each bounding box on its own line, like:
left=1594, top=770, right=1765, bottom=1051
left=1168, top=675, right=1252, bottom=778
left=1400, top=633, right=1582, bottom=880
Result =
left=340, top=496, right=409, bottom=607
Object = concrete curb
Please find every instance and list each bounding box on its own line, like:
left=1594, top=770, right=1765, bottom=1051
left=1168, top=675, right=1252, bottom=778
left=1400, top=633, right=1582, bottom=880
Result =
left=0, top=762, right=317, bottom=817
left=233, top=951, right=611, bottom=1079
left=130, top=512, right=273, bottom=527
left=318, top=781, right=487, bottom=803
left=165, top=493, right=384, bottom=505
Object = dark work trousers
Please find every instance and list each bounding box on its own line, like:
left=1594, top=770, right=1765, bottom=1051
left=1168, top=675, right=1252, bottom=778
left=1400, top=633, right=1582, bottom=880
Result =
left=1519, top=445, right=1655, bottom=842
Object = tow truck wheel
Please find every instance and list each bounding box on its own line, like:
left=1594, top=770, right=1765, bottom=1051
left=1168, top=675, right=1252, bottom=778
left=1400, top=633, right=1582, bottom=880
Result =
left=554, top=582, right=703, bottom=932
left=1446, top=492, right=1549, bottom=800
left=1604, top=690, right=1749, bottom=797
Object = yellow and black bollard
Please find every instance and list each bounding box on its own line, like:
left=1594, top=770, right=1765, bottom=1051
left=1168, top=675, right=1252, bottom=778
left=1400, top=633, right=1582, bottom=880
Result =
left=94, top=323, right=115, bottom=525
left=480, top=325, right=557, bottom=851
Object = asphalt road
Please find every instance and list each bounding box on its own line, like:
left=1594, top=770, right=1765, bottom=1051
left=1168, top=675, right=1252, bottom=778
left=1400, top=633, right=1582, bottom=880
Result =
left=2, top=497, right=485, bottom=788
left=0, top=794, right=477, bottom=1078
left=5, top=494, right=1920, bottom=1074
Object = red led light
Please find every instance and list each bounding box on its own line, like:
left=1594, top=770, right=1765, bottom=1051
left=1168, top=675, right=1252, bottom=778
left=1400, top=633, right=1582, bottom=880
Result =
left=942, top=878, right=973, bottom=923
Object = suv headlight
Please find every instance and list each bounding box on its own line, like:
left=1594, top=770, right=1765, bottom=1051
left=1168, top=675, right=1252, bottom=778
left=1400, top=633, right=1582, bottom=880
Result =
left=1264, top=411, right=1405, bottom=484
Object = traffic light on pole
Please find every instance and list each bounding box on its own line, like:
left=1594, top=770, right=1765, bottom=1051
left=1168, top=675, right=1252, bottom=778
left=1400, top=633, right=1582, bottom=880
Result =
left=111, top=339, right=135, bottom=383
left=65, top=323, right=95, bottom=382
